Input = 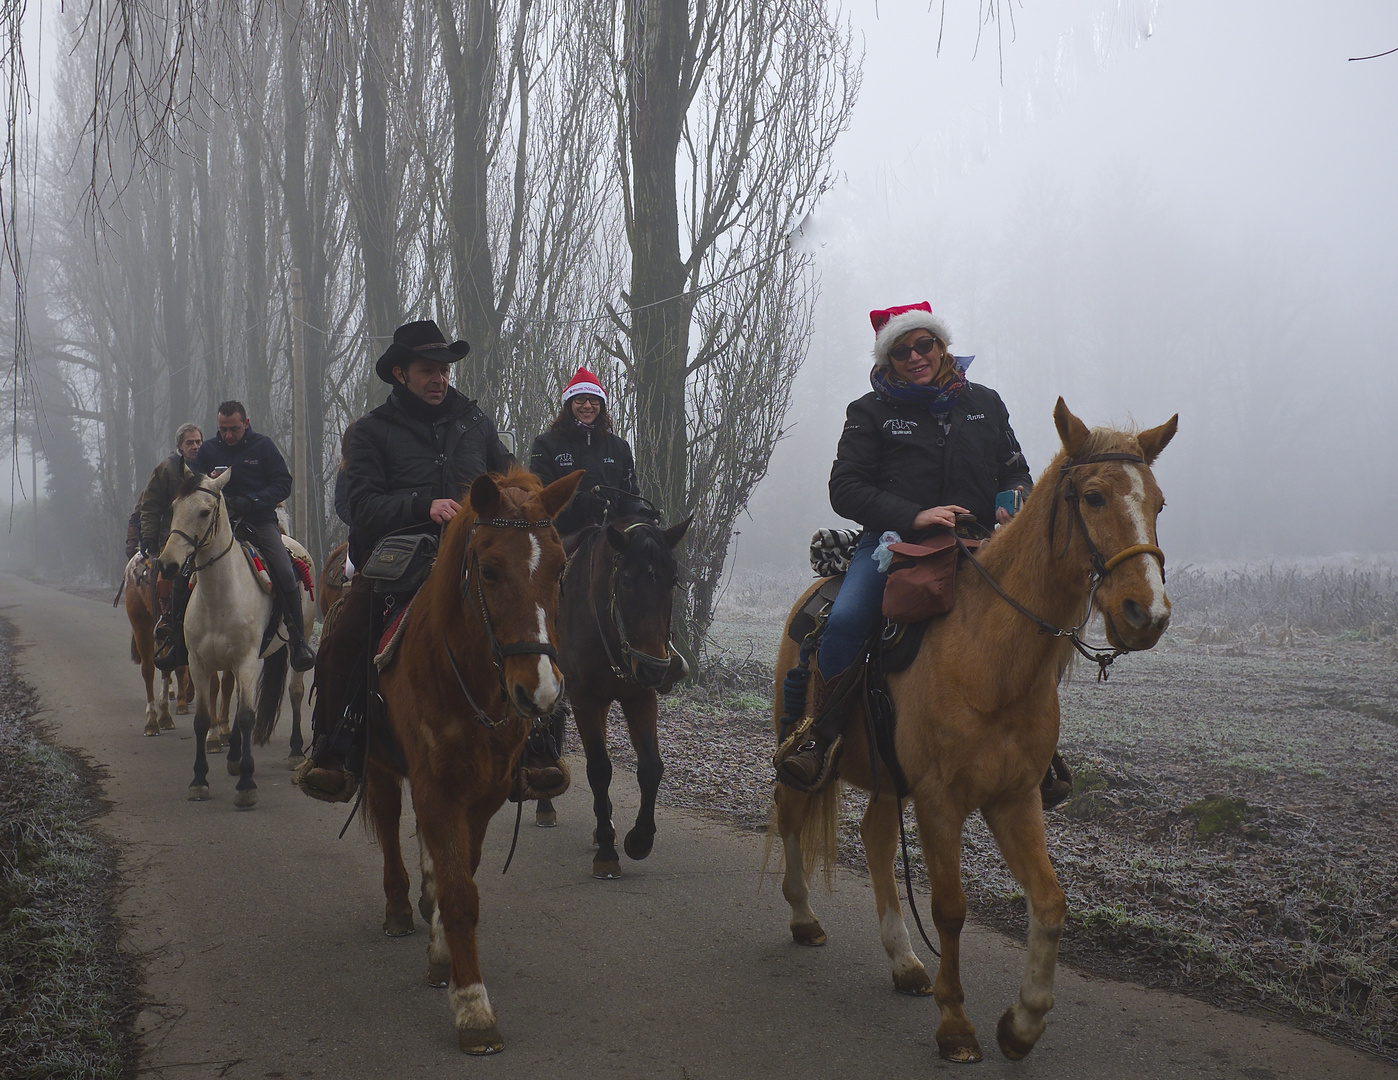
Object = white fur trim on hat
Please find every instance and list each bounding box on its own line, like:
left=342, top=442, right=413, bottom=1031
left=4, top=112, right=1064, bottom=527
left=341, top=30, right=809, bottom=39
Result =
left=562, top=377, right=606, bottom=402
left=872, top=311, right=952, bottom=367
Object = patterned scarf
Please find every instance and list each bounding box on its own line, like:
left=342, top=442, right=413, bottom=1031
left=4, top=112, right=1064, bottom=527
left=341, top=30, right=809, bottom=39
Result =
left=870, top=354, right=973, bottom=415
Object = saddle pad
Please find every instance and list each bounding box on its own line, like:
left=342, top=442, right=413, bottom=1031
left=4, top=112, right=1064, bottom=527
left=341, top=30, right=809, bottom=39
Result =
left=878, top=618, right=930, bottom=673
left=374, top=601, right=413, bottom=671
left=241, top=542, right=274, bottom=594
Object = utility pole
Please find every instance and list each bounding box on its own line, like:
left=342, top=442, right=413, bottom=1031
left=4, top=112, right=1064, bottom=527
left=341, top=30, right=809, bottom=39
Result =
left=290, top=268, right=308, bottom=540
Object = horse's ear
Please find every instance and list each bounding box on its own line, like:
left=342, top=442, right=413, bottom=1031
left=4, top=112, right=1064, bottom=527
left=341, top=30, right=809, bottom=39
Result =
left=606, top=524, right=626, bottom=551
left=663, top=515, right=692, bottom=550
left=469, top=473, right=501, bottom=517
left=1053, top=398, right=1090, bottom=458
left=1135, top=414, right=1178, bottom=465
left=538, top=469, right=584, bottom=521
left=209, top=467, right=233, bottom=491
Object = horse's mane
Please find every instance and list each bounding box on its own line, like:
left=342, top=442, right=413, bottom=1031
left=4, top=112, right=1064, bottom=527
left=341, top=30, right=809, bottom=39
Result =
left=436, top=467, right=545, bottom=569
left=1047, top=425, right=1144, bottom=470
left=616, top=518, right=679, bottom=578
left=176, top=471, right=207, bottom=499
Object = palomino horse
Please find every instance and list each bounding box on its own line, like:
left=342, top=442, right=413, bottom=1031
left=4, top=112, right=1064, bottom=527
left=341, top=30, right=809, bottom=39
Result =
left=546, top=516, right=689, bottom=876
left=772, top=400, right=1176, bottom=1063
left=158, top=467, right=297, bottom=808
left=361, top=467, right=580, bottom=1054
left=318, top=539, right=350, bottom=618
left=122, top=554, right=191, bottom=734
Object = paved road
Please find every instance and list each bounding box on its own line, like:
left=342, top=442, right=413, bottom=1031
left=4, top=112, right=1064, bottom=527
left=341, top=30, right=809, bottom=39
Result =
left=3, top=572, right=1392, bottom=1079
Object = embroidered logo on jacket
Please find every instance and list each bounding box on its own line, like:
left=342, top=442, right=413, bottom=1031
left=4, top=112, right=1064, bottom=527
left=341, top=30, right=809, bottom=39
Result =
left=964, top=413, right=986, bottom=421
left=882, top=419, right=918, bottom=435
left=556, top=453, right=575, bottom=467
left=603, top=457, right=615, bottom=464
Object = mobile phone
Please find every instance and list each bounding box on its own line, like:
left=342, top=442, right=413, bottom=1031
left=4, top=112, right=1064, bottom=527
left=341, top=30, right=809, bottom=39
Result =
left=995, top=488, right=1023, bottom=517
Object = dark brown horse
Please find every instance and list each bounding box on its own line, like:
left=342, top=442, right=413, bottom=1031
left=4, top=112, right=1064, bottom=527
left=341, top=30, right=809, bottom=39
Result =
left=547, top=516, right=689, bottom=878
left=360, top=467, right=581, bottom=1054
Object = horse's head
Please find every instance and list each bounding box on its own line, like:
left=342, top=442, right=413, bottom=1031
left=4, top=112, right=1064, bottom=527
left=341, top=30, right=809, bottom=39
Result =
left=449, top=467, right=583, bottom=718
left=1051, top=398, right=1177, bottom=652
left=159, top=466, right=231, bottom=576
left=600, top=515, right=691, bottom=689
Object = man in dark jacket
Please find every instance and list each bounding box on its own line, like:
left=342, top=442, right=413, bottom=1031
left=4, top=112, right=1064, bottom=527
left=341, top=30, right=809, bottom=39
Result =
left=155, top=401, right=316, bottom=673
left=132, top=423, right=203, bottom=648
left=297, top=320, right=518, bottom=802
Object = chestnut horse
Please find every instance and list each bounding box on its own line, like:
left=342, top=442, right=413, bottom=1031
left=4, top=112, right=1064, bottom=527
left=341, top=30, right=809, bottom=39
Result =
left=360, top=467, right=581, bottom=1054
left=123, top=554, right=192, bottom=734
left=771, top=400, right=1176, bottom=1063
left=545, top=516, right=689, bottom=876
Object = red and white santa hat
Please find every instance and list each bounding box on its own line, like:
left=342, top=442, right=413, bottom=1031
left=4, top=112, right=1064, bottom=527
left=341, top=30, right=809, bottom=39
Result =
left=562, top=367, right=607, bottom=403
left=869, top=302, right=952, bottom=368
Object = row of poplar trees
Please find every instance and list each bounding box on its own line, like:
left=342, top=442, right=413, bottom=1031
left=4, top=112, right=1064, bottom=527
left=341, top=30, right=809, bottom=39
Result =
left=25, top=0, right=859, bottom=668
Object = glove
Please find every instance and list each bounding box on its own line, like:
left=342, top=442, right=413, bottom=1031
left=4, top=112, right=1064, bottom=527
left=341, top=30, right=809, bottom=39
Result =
left=139, top=541, right=156, bottom=558
left=224, top=495, right=253, bottom=518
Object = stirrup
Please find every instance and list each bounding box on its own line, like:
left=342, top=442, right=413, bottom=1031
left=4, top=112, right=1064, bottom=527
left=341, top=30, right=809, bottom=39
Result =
left=293, top=758, right=359, bottom=804
left=773, top=732, right=843, bottom=794
left=510, top=755, right=571, bottom=803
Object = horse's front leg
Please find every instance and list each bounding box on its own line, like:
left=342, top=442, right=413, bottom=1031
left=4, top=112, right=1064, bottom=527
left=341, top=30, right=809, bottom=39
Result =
left=230, top=662, right=259, bottom=809
left=861, top=792, right=933, bottom=995
left=575, top=694, right=619, bottom=879
left=912, top=795, right=980, bottom=1062
left=157, top=670, right=175, bottom=729
left=139, top=636, right=160, bottom=737
left=619, top=689, right=661, bottom=861
left=187, top=656, right=212, bottom=801
left=286, top=669, right=306, bottom=768
left=175, top=665, right=192, bottom=715
left=417, top=799, right=502, bottom=1055
left=983, top=789, right=1067, bottom=1060
left=534, top=704, right=568, bottom=827
left=774, top=781, right=828, bottom=946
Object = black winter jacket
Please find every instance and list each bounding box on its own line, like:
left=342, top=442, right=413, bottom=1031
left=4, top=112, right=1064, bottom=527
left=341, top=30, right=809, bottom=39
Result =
left=345, top=388, right=515, bottom=565
left=829, top=382, right=1033, bottom=537
left=193, top=428, right=292, bottom=526
left=529, top=425, right=644, bottom=536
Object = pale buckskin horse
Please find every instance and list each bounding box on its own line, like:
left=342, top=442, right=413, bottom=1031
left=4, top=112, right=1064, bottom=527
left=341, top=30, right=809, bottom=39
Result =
left=544, top=514, right=689, bottom=876
left=122, top=553, right=192, bottom=734
left=158, top=467, right=304, bottom=807
left=360, top=467, right=581, bottom=1054
left=771, top=400, right=1176, bottom=1063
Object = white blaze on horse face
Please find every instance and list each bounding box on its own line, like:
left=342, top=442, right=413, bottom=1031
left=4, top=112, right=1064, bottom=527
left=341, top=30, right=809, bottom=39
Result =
left=1125, top=465, right=1169, bottom=621
left=532, top=604, right=560, bottom=706
left=527, top=534, right=541, bottom=578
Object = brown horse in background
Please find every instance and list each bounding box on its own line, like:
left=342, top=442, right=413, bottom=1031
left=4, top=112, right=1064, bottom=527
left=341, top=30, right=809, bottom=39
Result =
left=123, top=554, right=191, bottom=735
left=771, top=399, right=1176, bottom=1063
left=360, top=467, right=581, bottom=1054
left=318, top=540, right=350, bottom=618
left=547, top=516, right=689, bottom=876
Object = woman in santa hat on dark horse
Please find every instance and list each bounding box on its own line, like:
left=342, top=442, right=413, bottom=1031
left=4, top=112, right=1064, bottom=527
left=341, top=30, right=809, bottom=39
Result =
left=530, top=368, right=653, bottom=545
left=773, top=302, right=1072, bottom=807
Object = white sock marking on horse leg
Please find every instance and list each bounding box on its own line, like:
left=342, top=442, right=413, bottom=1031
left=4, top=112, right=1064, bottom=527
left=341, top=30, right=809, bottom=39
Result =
left=527, top=534, right=541, bottom=578
left=1010, top=910, right=1061, bottom=1046
left=532, top=604, right=559, bottom=710
left=781, top=833, right=818, bottom=929
left=880, top=904, right=923, bottom=979
left=449, top=982, right=495, bottom=1030
left=1126, top=465, right=1169, bottom=620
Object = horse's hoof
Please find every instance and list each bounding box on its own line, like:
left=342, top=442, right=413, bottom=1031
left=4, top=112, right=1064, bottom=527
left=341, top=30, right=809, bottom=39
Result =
left=418, top=894, right=434, bottom=924
left=457, top=1025, right=504, bottom=1055
left=996, top=1008, right=1036, bottom=1061
left=286, top=754, right=305, bottom=770
left=426, top=961, right=450, bottom=987
left=894, top=968, right=935, bottom=995
left=791, top=921, right=826, bottom=947
left=160, top=714, right=176, bottom=729
left=937, top=1037, right=984, bottom=1064
left=623, top=829, right=654, bottom=861
left=187, top=784, right=210, bottom=802
left=535, top=809, right=557, bottom=828
left=143, top=723, right=159, bottom=737
left=592, top=859, right=622, bottom=880
left=207, top=741, right=225, bottom=755
left=233, top=789, right=257, bottom=809
left=383, top=912, right=415, bottom=937
left=175, top=704, right=189, bottom=715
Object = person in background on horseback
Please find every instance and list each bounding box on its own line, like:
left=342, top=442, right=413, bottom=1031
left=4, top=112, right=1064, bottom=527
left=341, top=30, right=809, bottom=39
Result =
left=529, top=367, right=652, bottom=546
left=297, top=319, right=526, bottom=802
left=129, top=424, right=203, bottom=648
left=774, top=303, right=1074, bottom=805
left=155, top=401, right=316, bottom=674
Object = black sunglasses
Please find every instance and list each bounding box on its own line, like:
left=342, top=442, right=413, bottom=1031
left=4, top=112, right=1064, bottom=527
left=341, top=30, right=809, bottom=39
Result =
left=888, top=336, right=941, bottom=364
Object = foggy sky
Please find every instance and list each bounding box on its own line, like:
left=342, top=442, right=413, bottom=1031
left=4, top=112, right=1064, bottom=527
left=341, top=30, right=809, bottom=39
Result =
left=740, top=0, right=1398, bottom=570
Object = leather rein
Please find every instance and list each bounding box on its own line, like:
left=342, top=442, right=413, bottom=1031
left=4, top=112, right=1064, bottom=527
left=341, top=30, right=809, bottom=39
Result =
left=168, top=487, right=236, bottom=574
left=442, top=515, right=561, bottom=730
left=589, top=522, right=678, bottom=687
left=956, top=451, right=1165, bottom=681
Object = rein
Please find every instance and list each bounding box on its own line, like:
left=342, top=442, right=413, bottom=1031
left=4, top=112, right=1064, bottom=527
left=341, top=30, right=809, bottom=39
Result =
left=589, top=522, right=677, bottom=687
left=958, top=452, right=1165, bottom=681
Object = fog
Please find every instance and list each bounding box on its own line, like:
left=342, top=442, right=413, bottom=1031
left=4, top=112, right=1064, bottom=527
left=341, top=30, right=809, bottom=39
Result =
left=737, top=0, right=1398, bottom=573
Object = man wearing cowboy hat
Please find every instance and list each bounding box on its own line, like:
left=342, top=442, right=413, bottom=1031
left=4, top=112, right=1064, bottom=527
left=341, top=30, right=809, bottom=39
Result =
left=297, top=319, right=523, bottom=801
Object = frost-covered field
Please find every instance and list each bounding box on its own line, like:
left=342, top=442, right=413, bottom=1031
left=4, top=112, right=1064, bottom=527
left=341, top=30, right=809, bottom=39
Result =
left=594, top=561, right=1398, bottom=1062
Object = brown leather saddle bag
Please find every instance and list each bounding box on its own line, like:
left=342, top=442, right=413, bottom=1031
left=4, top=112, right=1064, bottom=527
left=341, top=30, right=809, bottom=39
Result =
left=881, top=532, right=982, bottom=624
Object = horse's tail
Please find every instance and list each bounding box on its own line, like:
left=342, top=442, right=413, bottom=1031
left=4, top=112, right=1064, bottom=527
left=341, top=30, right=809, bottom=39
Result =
left=253, top=648, right=289, bottom=745
left=763, top=781, right=841, bottom=890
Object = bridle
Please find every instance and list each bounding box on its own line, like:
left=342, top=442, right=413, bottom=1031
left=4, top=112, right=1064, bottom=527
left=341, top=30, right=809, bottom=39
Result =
left=589, top=522, right=679, bottom=687
left=958, top=451, right=1165, bottom=680
left=442, top=515, right=561, bottom=729
left=168, top=487, right=236, bottom=574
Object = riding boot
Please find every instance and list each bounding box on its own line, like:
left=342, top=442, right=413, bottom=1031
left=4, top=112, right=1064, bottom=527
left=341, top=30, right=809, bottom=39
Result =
left=278, top=582, right=317, bottom=672
left=153, top=574, right=192, bottom=672
left=1041, top=751, right=1073, bottom=810
left=511, top=712, right=571, bottom=802
left=774, top=664, right=855, bottom=793
left=296, top=675, right=365, bottom=803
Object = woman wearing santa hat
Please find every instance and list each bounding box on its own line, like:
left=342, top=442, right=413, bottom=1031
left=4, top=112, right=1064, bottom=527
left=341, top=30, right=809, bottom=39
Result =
left=530, top=367, right=650, bottom=540
left=773, top=302, right=1066, bottom=800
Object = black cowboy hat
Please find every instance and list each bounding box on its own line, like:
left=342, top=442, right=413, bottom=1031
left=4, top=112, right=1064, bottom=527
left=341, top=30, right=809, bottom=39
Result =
left=375, top=319, right=470, bottom=384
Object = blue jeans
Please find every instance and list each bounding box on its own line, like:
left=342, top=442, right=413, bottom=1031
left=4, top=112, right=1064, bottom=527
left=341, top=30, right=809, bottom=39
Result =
left=817, top=531, right=887, bottom=679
